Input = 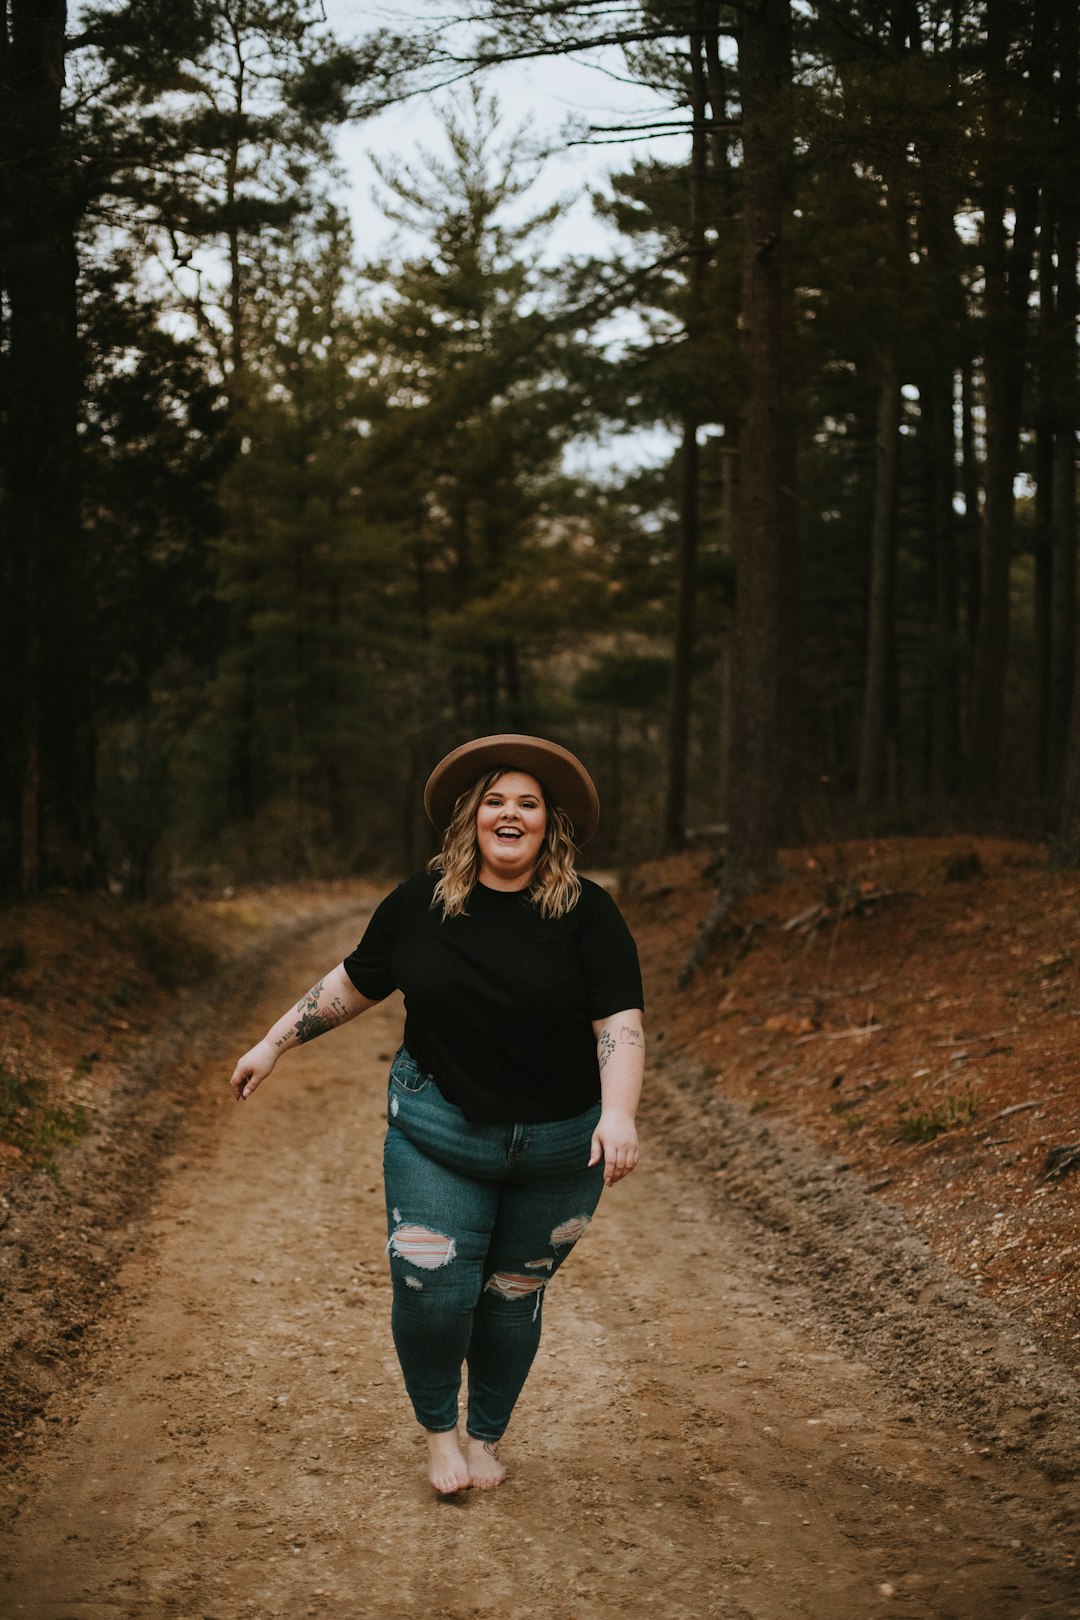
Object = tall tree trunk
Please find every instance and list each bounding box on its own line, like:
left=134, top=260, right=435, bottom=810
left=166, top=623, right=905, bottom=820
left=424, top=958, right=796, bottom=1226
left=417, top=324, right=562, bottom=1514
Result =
left=918, top=54, right=963, bottom=802
left=926, top=362, right=960, bottom=797
left=681, top=0, right=795, bottom=981
left=1049, top=0, right=1078, bottom=799
left=857, top=354, right=901, bottom=811
left=1034, top=185, right=1057, bottom=791
left=967, top=0, right=1040, bottom=803
left=723, top=0, right=794, bottom=884
left=664, top=415, right=701, bottom=850
left=1, top=0, right=84, bottom=893
left=664, top=8, right=710, bottom=853
left=715, top=445, right=738, bottom=823
left=959, top=357, right=982, bottom=655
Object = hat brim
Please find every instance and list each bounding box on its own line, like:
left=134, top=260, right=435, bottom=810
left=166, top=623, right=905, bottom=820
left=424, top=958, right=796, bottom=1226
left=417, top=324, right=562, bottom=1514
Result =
left=423, top=734, right=600, bottom=843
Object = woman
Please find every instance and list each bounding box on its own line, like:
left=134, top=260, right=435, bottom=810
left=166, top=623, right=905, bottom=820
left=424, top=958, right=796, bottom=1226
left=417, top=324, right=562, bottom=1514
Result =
left=229, top=734, right=644, bottom=1495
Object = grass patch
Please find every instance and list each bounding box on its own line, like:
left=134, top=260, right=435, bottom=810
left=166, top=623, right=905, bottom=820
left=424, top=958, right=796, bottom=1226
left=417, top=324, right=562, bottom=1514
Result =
left=0, top=1064, right=93, bottom=1171
left=897, top=1092, right=978, bottom=1144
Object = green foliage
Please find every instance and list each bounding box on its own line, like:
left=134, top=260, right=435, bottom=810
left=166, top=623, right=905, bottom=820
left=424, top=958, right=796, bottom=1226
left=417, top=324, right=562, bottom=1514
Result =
left=897, top=1093, right=979, bottom=1144
left=596, top=155, right=742, bottom=434
left=5, top=0, right=1077, bottom=892
left=350, top=91, right=602, bottom=751
left=0, top=1066, right=93, bottom=1173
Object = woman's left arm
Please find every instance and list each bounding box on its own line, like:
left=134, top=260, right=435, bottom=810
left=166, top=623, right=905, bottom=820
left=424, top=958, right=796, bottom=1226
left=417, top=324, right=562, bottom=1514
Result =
left=588, top=1008, right=645, bottom=1186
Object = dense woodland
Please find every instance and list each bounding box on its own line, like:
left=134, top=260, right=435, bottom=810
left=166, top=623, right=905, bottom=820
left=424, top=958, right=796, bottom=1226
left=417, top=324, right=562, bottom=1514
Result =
left=1, top=0, right=1077, bottom=903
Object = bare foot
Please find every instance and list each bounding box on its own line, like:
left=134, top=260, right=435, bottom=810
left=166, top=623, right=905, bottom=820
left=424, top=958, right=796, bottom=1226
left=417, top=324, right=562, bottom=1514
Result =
left=426, top=1430, right=471, bottom=1495
left=466, top=1435, right=507, bottom=1489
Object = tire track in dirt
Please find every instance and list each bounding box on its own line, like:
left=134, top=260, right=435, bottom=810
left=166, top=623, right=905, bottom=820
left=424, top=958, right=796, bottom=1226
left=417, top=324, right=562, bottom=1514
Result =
left=1, top=912, right=1078, bottom=1619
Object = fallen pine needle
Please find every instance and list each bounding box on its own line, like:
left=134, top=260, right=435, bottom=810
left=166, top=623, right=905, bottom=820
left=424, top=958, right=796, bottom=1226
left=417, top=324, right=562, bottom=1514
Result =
left=980, top=1099, right=1046, bottom=1125
left=794, top=1024, right=882, bottom=1045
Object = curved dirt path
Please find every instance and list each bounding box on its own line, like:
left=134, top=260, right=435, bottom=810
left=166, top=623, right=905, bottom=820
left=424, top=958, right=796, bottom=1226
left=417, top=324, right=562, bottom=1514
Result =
left=1, top=909, right=1078, bottom=1619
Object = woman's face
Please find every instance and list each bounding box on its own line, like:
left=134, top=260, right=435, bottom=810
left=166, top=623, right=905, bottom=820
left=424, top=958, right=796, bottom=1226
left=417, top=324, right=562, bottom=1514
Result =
left=475, top=771, right=548, bottom=889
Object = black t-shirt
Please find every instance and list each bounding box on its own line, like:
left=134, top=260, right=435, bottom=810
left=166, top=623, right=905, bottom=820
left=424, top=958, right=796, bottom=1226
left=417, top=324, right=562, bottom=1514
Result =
left=343, top=871, right=643, bottom=1124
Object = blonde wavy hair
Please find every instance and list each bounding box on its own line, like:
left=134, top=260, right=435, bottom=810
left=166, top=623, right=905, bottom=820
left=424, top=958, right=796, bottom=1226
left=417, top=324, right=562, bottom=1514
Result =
left=428, top=767, right=582, bottom=920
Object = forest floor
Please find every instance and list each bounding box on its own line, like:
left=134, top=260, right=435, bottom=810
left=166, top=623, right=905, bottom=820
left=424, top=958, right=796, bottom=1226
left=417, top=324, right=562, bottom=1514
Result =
left=630, top=835, right=1080, bottom=1376
left=0, top=837, right=1078, bottom=1619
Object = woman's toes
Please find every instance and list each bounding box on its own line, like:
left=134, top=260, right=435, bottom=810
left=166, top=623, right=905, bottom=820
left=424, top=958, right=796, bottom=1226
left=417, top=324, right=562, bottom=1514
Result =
left=426, top=1433, right=471, bottom=1494
left=466, top=1438, right=507, bottom=1489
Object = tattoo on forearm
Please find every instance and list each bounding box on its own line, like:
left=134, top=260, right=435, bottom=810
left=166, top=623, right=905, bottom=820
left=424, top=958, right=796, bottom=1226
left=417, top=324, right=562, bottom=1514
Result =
left=275, top=980, right=350, bottom=1048
left=598, top=1023, right=643, bottom=1073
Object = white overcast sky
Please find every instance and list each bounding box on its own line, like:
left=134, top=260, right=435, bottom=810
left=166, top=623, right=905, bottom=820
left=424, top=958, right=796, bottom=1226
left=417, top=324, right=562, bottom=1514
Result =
left=320, top=1, right=673, bottom=265
left=318, top=3, right=682, bottom=473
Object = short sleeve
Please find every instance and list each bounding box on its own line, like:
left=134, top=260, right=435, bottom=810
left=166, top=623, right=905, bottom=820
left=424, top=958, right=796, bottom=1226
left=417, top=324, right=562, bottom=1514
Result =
left=342, top=883, right=406, bottom=1001
left=577, top=884, right=644, bottom=1020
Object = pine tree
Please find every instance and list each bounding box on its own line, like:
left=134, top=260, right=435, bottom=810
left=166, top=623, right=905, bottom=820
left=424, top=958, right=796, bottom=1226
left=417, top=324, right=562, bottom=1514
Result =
left=357, top=94, right=594, bottom=743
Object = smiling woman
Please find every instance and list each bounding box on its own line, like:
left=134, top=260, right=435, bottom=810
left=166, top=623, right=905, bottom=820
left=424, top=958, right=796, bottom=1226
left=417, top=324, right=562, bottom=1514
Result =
left=228, top=733, right=644, bottom=1496
left=475, top=772, right=548, bottom=886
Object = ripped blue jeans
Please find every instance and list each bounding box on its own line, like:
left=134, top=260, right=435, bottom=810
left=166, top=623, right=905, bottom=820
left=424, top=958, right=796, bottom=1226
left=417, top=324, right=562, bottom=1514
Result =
left=383, top=1047, right=604, bottom=1442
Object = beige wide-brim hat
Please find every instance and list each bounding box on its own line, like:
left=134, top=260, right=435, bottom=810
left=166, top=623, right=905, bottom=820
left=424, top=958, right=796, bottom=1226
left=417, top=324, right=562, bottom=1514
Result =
left=423, top=734, right=600, bottom=843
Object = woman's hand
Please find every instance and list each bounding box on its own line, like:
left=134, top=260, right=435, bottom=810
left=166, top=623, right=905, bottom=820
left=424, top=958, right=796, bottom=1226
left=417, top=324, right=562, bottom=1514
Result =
left=228, top=966, right=379, bottom=1104
left=589, top=1108, right=640, bottom=1187
left=229, top=1039, right=277, bottom=1101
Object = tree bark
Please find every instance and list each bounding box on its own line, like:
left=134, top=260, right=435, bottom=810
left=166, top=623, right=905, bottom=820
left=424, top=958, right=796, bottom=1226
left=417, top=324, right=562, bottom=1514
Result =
left=1, top=0, right=84, bottom=893
left=925, top=361, right=960, bottom=798
left=1048, top=0, right=1079, bottom=849
left=664, top=415, right=701, bottom=850
left=1034, top=183, right=1057, bottom=791
left=723, top=0, right=794, bottom=884
left=967, top=0, right=1040, bottom=803
left=680, top=0, right=795, bottom=982
left=664, top=7, right=710, bottom=853
left=959, top=358, right=982, bottom=654
left=1049, top=0, right=1078, bottom=798
left=856, top=354, right=901, bottom=812
left=918, top=31, right=964, bottom=802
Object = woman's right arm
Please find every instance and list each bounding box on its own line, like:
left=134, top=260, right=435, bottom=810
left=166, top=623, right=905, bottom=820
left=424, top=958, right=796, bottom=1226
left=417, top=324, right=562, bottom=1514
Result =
left=229, top=964, right=382, bottom=1101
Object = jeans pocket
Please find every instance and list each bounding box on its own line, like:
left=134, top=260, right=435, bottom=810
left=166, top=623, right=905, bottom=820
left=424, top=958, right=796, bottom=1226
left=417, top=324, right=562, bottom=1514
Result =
left=389, top=1046, right=431, bottom=1095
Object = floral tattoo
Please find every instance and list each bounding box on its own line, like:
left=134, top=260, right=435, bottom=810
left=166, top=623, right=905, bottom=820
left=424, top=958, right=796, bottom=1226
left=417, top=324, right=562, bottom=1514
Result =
left=275, top=980, right=351, bottom=1048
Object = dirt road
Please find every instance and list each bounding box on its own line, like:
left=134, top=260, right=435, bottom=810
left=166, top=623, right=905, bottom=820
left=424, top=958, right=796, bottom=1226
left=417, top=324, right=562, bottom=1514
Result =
left=2, top=909, right=1078, bottom=1619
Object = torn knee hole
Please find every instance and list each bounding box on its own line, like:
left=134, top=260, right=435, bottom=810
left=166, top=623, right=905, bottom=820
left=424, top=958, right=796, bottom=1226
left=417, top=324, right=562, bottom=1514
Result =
left=524, top=1257, right=554, bottom=1271
left=484, top=1272, right=545, bottom=1299
left=388, top=1223, right=457, bottom=1269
